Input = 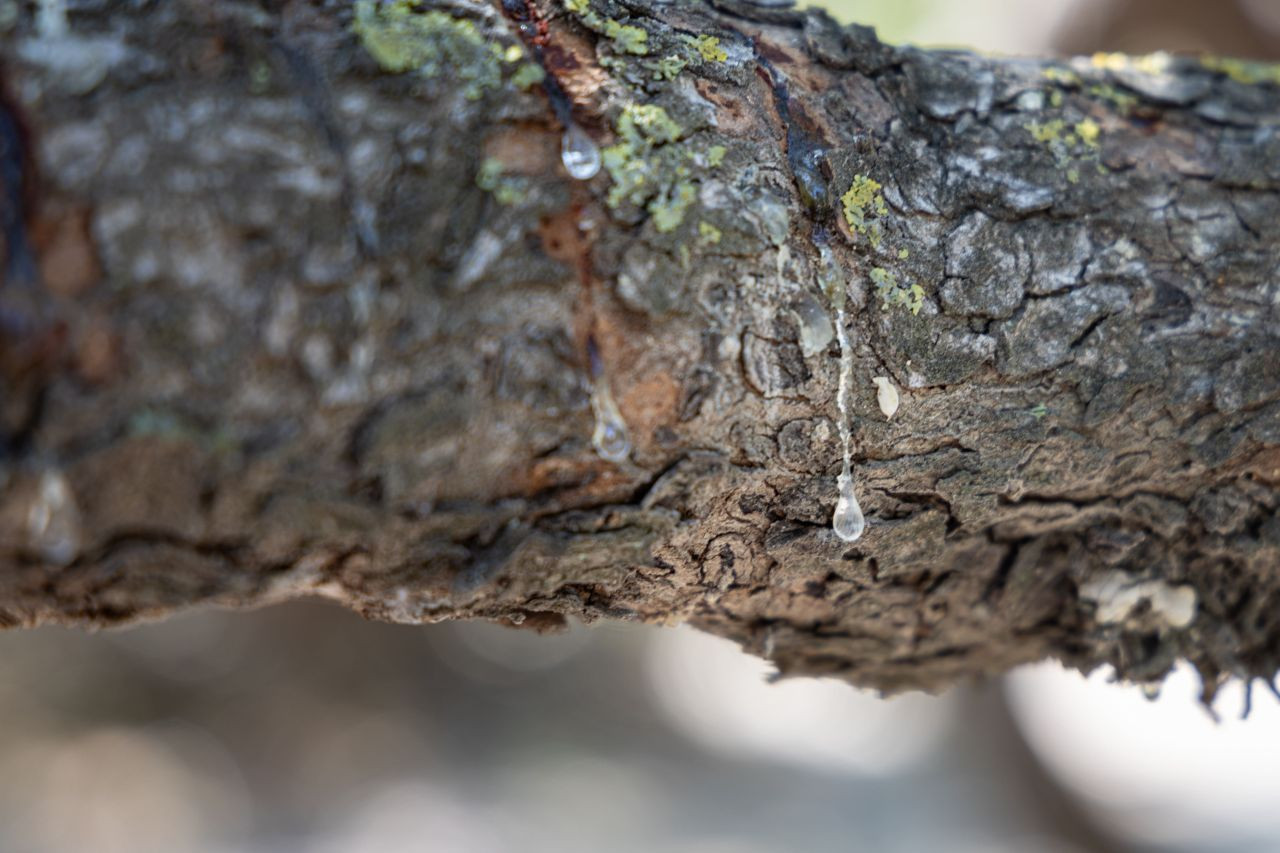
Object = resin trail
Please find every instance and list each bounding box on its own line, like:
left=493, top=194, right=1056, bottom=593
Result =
left=832, top=306, right=865, bottom=542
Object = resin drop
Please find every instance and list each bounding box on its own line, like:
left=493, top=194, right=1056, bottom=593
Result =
left=831, top=303, right=866, bottom=542
left=833, top=468, right=865, bottom=542
left=590, top=383, right=630, bottom=463
left=26, top=469, right=81, bottom=565
left=561, top=124, right=601, bottom=181
left=792, top=296, right=834, bottom=358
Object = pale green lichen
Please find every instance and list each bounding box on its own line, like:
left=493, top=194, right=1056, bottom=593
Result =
left=1041, top=66, right=1080, bottom=86
left=1075, top=118, right=1100, bottom=147
left=1029, top=403, right=1049, bottom=419
left=249, top=61, right=272, bottom=94
left=600, top=104, right=725, bottom=234
left=650, top=183, right=697, bottom=233
left=604, top=19, right=648, bottom=55
left=511, top=62, right=546, bottom=90
left=686, top=34, right=727, bottom=63
left=840, top=174, right=887, bottom=248
left=648, top=54, right=687, bottom=81
left=870, top=267, right=924, bottom=315
left=562, top=1, right=648, bottom=56
left=618, top=103, right=682, bottom=143
left=1091, top=51, right=1171, bottom=76
left=476, top=157, right=526, bottom=205
left=1087, top=83, right=1138, bottom=112
left=698, top=221, right=722, bottom=245
left=129, top=409, right=236, bottom=453
left=1200, top=55, right=1280, bottom=86
left=602, top=105, right=679, bottom=210
left=1025, top=118, right=1066, bottom=144
left=494, top=183, right=526, bottom=205
left=1043, top=63, right=1141, bottom=116
left=1025, top=114, right=1104, bottom=181
left=705, top=145, right=727, bottom=167
left=352, top=0, right=529, bottom=99
left=476, top=157, right=503, bottom=187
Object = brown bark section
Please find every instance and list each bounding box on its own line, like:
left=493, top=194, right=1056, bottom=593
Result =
left=1, top=0, right=1278, bottom=699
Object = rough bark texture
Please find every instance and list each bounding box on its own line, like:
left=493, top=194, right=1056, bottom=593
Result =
left=1, top=0, right=1278, bottom=700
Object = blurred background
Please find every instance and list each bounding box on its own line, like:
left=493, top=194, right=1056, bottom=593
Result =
left=3, top=2, right=1280, bottom=852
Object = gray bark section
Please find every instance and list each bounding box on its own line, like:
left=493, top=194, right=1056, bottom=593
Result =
left=1, top=0, right=1278, bottom=698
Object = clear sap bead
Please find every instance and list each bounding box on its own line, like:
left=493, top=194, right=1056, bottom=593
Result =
left=27, top=469, right=81, bottom=565
left=590, top=385, right=630, bottom=463
left=561, top=124, right=601, bottom=181
left=592, top=416, right=630, bottom=463
left=792, top=297, right=834, bottom=358
left=832, top=471, right=865, bottom=542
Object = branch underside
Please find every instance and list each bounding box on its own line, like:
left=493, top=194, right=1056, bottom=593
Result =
left=1, top=0, right=1278, bottom=700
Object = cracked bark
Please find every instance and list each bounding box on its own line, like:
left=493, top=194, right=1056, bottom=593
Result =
left=1, top=0, right=1278, bottom=701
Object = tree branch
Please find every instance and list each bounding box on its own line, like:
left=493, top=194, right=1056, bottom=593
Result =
left=1, top=0, right=1278, bottom=700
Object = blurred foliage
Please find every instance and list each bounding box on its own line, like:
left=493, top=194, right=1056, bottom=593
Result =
left=812, top=0, right=932, bottom=43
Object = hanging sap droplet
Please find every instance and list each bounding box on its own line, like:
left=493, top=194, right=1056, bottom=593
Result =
left=818, top=243, right=846, bottom=310
left=832, top=470, right=865, bottom=543
left=590, top=383, right=630, bottom=463
left=561, top=123, right=601, bottom=181
left=26, top=469, right=82, bottom=566
left=791, top=296, right=834, bottom=358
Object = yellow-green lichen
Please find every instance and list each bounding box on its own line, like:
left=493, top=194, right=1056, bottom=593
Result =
left=1029, top=403, right=1049, bottom=419
left=841, top=174, right=887, bottom=248
left=1040, top=66, right=1137, bottom=120
left=1091, top=51, right=1171, bottom=76
left=603, top=19, right=647, bottom=55
left=706, top=145, right=727, bottom=167
left=1025, top=114, right=1105, bottom=181
left=698, top=221, right=722, bottom=245
left=650, top=183, right=696, bottom=233
left=1025, top=118, right=1066, bottom=144
left=648, top=54, right=688, bottom=81
left=353, top=0, right=529, bottom=99
left=1074, top=118, right=1100, bottom=147
left=686, top=34, right=728, bottom=63
left=600, top=104, right=724, bottom=234
left=511, top=62, right=546, bottom=90
left=1200, top=55, right=1280, bottom=86
left=870, top=267, right=924, bottom=315
left=563, top=1, right=648, bottom=56
left=476, top=158, right=526, bottom=205
left=1087, top=83, right=1138, bottom=113
left=1041, top=66, right=1080, bottom=86
left=602, top=105, right=683, bottom=209
left=618, top=104, right=682, bottom=143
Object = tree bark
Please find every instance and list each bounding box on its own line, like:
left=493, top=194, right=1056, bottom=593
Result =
left=1, top=0, right=1278, bottom=700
